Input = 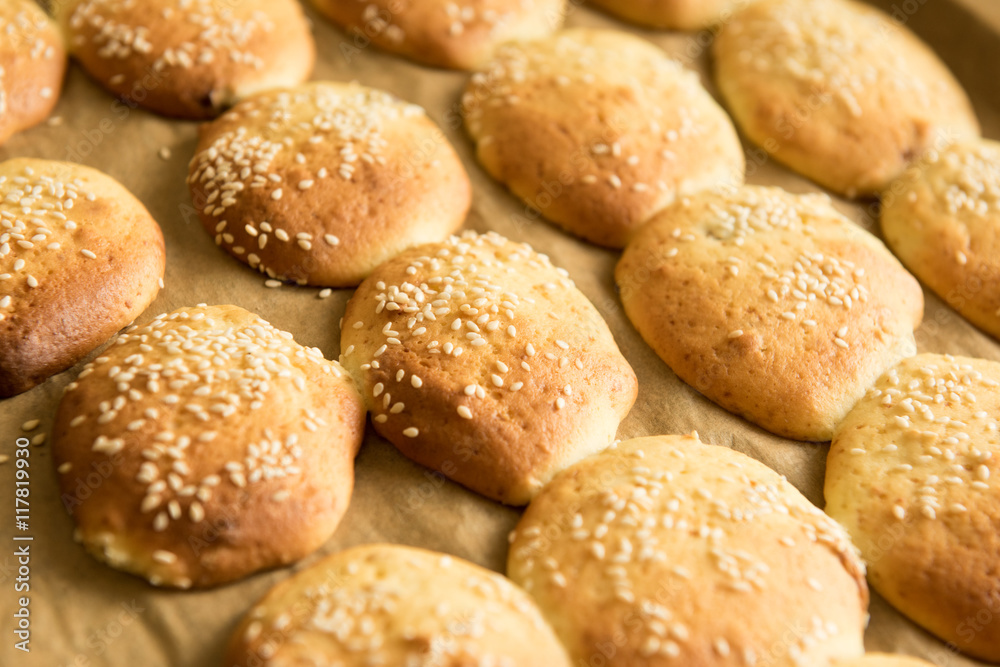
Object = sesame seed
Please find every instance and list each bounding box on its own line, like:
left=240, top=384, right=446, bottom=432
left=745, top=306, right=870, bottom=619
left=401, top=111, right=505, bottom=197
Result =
left=80, top=249, right=97, bottom=259
left=152, top=550, right=177, bottom=564
left=457, top=406, right=473, bottom=419
left=411, top=376, right=423, bottom=388
left=21, top=420, right=40, bottom=432
left=728, top=330, right=744, bottom=339
left=403, top=427, right=419, bottom=438
left=271, top=189, right=283, bottom=200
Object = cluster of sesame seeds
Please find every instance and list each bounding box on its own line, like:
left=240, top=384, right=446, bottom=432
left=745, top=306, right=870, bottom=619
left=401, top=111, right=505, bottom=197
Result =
left=671, top=190, right=870, bottom=351
left=359, top=3, right=405, bottom=43
left=360, top=0, right=539, bottom=46
left=244, top=549, right=546, bottom=665
left=852, top=356, right=998, bottom=523
left=511, top=440, right=861, bottom=665
left=726, top=0, right=932, bottom=118
left=930, top=143, right=1000, bottom=221
left=189, top=85, right=423, bottom=284
left=62, top=307, right=341, bottom=543
left=0, top=166, right=100, bottom=320
left=68, top=0, right=275, bottom=74
left=343, top=232, right=583, bottom=437
left=463, top=32, right=708, bottom=195
left=440, top=1, right=511, bottom=38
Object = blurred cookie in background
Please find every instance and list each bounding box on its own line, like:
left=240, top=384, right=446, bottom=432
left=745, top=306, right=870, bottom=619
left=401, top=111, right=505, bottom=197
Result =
left=714, top=0, right=979, bottom=197
left=464, top=28, right=744, bottom=248
left=56, top=0, right=314, bottom=119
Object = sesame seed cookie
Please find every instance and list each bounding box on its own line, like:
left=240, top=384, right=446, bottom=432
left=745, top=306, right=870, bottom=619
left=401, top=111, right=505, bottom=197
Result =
left=463, top=28, right=744, bottom=248
left=0, top=0, right=66, bottom=145
left=826, top=354, right=1000, bottom=661
left=309, top=0, right=566, bottom=70
left=339, top=231, right=637, bottom=505
left=56, top=0, right=314, bottom=119
left=835, top=656, right=937, bottom=667
left=0, top=158, right=164, bottom=397
left=589, top=0, right=757, bottom=30
left=188, top=82, right=471, bottom=288
left=508, top=434, right=869, bottom=667
left=616, top=186, right=923, bottom=441
left=713, top=0, right=979, bottom=197
left=51, top=304, right=366, bottom=589
left=226, top=543, right=572, bottom=667
left=882, top=140, right=1000, bottom=341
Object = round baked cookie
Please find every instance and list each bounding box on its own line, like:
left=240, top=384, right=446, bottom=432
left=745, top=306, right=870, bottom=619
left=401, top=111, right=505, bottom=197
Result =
left=310, top=0, right=566, bottom=70
left=227, top=543, right=572, bottom=667
left=463, top=28, right=744, bottom=248
left=509, top=434, right=869, bottom=667
left=835, top=656, right=936, bottom=667
left=340, top=231, right=638, bottom=505
left=713, top=0, right=979, bottom=197
left=589, top=0, right=757, bottom=30
left=0, top=158, right=164, bottom=398
left=616, top=186, right=923, bottom=441
left=56, top=0, right=314, bottom=119
left=51, top=304, right=365, bottom=589
left=882, top=140, right=1000, bottom=340
left=0, top=0, right=65, bottom=145
left=188, top=82, right=471, bottom=288
left=826, top=354, right=1000, bottom=661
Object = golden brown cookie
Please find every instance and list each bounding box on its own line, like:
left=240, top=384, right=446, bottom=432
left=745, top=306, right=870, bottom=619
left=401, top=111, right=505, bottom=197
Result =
left=0, top=158, right=164, bottom=397
left=464, top=28, right=744, bottom=248
left=0, top=0, right=65, bottom=144
left=188, top=82, right=471, bottom=288
left=51, top=305, right=365, bottom=589
left=56, top=0, right=314, bottom=119
left=826, top=354, right=1000, bottom=661
left=616, top=186, right=923, bottom=441
left=509, top=434, right=869, bottom=667
left=882, top=139, right=1000, bottom=340
left=309, top=0, right=566, bottom=70
left=589, top=0, right=757, bottom=30
left=713, top=0, right=979, bottom=197
left=340, top=231, right=637, bottom=505
left=226, top=543, right=572, bottom=667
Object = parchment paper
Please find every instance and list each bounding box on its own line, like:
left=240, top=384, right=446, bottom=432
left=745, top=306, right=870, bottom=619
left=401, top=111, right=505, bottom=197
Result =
left=1, top=1, right=998, bottom=665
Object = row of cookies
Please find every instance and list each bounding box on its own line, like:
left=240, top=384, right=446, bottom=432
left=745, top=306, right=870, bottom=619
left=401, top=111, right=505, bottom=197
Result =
left=9, top=0, right=994, bottom=361
left=0, top=0, right=982, bottom=208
